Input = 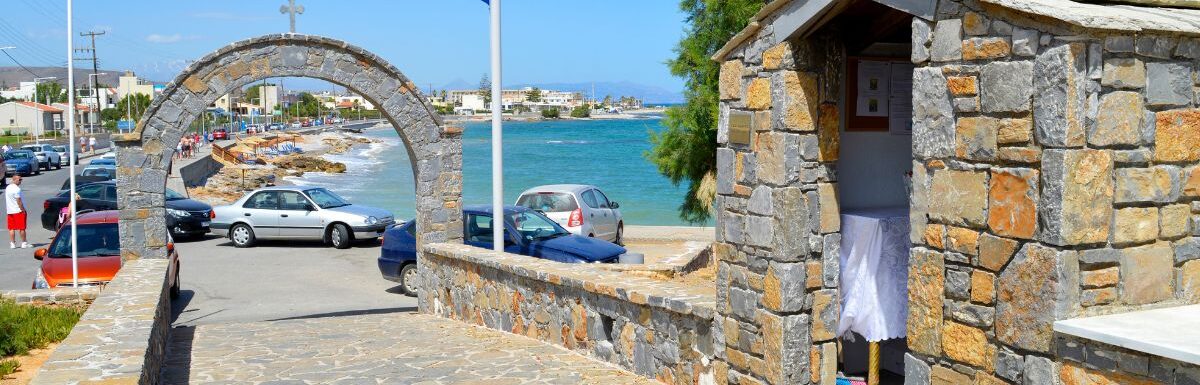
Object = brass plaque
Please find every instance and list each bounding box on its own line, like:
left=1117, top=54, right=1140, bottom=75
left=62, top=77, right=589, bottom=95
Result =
left=729, top=111, right=752, bottom=145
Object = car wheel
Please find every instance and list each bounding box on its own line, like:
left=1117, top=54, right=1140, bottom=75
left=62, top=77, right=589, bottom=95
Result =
left=615, top=222, right=624, bottom=245
left=55, top=161, right=60, bottom=170
left=231, top=223, right=256, bottom=248
left=169, top=268, right=180, bottom=299
left=399, top=263, right=418, bottom=297
left=330, top=224, right=351, bottom=249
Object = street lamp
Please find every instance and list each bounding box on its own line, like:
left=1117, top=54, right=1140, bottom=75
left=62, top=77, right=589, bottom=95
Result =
left=32, top=76, right=58, bottom=144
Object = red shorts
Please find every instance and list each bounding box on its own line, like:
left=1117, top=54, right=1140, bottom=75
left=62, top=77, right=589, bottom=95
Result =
left=7, top=212, right=26, bottom=230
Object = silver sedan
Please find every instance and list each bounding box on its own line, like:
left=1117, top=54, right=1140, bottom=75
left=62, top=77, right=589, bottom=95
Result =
left=211, top=186, right=395, bottom=249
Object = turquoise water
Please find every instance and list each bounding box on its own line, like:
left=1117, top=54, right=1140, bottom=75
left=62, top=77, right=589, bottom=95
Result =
left=287, top=118, right=707, bottom=226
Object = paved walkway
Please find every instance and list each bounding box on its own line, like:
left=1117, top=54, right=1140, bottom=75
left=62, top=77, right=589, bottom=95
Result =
left=161, top=312, right=656, bottom=385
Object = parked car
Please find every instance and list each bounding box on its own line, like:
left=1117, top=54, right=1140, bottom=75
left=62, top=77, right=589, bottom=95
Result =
left=32, top=210, right=181, bottom=298
left=21, top=144, right=61, bottom=170
left=60, top=174, right=112, bottom=192
left=80, top=165, right=116, bottom=179
left=89, top=158, right=116, bottom=167
left=211, top=186, right=394, bottom=249
left=378, top=205, right=627, bottom=296
left=515, top=184, right=624, bottom=244
left=4, top=150, right=40, bottom=176
left=100, top=150, right=116, bottom=159
left=52, top=145, right=77, bottom=167
left=41, top=181, right=213, bottom=238
left=213, top=128, right=229, bottom=140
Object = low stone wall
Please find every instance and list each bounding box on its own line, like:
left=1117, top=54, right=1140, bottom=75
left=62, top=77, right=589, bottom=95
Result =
left=420, top=243, right=719, bottom=384
left=0, top=287, right=100, bottom=307
left=30, top=259, right=172, bottom=385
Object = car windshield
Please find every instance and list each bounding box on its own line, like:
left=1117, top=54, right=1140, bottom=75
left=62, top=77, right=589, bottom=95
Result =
left=91, top=159, right=114, bottom=165
left=4, top=151, right=31, bottom=159
left=165, top=188, right=186, bottom=200
left=304, top=188, right=349, bottom=209
left=516, top=192, right=578, bottom=213
left=509, top=210, right=570, bottom=241
left=48, top=223, right=120, bottom=258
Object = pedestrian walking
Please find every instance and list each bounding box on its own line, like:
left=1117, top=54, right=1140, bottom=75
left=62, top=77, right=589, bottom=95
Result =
left=80, top=136, right=87, bottom=153
left=88, top=136, right=97, bottom=153
left=6, top=175, right=28, bottom=249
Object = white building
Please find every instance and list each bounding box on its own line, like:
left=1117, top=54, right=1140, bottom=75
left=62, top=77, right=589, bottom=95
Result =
left=0, top=82, right=36, bottom=101
left=0, top=101, right=63, bottom=135
left=117, top=71, right=155, bottom=101
left=460, top=94, right=486, bottom=112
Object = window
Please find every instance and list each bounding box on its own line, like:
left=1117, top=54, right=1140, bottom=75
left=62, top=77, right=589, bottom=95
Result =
left=243, top=191, right=279, bottom=210
left=304, top=188, right=350, bottom=209
left=516, top=192, right=578, bottom=212
left=508, top=210, right=568, bottom=241
left=278, top=191, right=311, bottom=211
left=465, top=214, right=494, bottom=243
left=77, top=184, right=106, bottom=200
left=581, top=190, right=600, bottom=209
left=48, top=223, right=119, bottom=258
left=593, top=189, right=611, bottom=209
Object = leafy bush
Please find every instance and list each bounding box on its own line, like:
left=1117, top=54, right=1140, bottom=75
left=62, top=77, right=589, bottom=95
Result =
left=570, top=105, right=591, bottom=118
left=0, top=358, right=18, bottom=377
left=0, top=299, right=82, bottom=359
left=541, top=108, right=560, bottom=119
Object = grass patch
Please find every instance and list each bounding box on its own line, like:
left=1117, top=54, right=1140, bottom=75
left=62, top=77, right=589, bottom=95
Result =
left=0, top=298, right=82, bottom=377
left=0, top=359, right=18, bottom=377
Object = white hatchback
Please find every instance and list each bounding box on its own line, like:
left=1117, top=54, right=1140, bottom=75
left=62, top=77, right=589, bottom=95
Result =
left=515, top=184, right=624, bottom=244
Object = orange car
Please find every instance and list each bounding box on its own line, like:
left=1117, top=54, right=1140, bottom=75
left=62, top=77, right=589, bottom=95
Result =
left=33, top=210, right=181, bottom=298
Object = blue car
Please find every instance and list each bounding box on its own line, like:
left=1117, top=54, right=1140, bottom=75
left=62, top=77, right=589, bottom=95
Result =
left=4, top=150, right=40, bottom=176
left=378, top=204, right=627, bottom=296
left=89, top=158, right=116, bottom=167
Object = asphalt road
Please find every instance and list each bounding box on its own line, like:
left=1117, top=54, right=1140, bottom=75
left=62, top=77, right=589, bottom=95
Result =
left=0, top=157, right=89, bottom=290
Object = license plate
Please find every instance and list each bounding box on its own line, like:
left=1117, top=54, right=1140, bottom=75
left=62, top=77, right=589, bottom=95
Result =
left=201, top=221, right=210, bottom=227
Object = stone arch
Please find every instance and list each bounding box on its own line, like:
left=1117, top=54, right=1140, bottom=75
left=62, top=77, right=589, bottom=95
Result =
left=113, top=34, right=463, bottom=260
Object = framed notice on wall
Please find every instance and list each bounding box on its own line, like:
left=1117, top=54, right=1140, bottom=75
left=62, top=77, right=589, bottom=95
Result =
left=847, top=57, right=914, bottom=135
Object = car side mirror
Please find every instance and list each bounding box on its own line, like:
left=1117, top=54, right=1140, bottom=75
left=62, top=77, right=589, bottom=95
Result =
left=610, top=202, right=620, bottom=209
left=34, top=248, right=46, bottom=260
left=305, top=203, right=317, bottom=211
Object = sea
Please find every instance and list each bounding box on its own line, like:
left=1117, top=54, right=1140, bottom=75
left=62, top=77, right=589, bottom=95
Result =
left=285, top=117, right=709, bottom=226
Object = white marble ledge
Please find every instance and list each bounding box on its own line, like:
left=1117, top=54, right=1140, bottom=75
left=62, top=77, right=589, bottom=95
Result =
left=1053, top=304, right=1200, bottom=366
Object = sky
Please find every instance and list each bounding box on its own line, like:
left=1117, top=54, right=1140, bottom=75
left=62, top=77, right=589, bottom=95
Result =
left=0, top=0, right=687, bottom=93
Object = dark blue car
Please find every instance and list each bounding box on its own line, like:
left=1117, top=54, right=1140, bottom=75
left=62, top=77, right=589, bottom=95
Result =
left=4, top=150, right=40, bottom=176
left=378, top=204, right=627, bottom=296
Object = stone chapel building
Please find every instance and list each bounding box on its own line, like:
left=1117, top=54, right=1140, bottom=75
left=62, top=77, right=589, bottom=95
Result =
left=712, top=0, right=1200, bottom=383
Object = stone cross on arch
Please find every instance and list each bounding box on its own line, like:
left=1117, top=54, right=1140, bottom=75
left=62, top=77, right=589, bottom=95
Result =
left=280, top=0, right=304, bottom=33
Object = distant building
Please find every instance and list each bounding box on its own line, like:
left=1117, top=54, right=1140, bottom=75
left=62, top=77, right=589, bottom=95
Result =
left=0, top=82, right=36, bottom=101
left=446, top=87, right=583, bottom=111
left=76, top=87, right=117, bottom=127
left=0, top=101, right=63, bottom=135
left=460, top=94, right=486, bottom=111
left=333, top=95, right=374, bottom=110
left=117, top=71, right=155, bottom=101
left=51, top=103, right=95, bottom=132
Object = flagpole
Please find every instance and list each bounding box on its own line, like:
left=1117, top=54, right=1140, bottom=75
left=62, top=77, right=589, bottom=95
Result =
left=66, top=0, right=79, bottom=287
left=490, top=0, right=503, bottom=252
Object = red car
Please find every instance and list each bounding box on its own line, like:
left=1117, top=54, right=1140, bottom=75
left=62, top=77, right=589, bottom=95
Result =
left=33, top=210, right=181, bottom=298
left=213, top=129, right=229, bottom=140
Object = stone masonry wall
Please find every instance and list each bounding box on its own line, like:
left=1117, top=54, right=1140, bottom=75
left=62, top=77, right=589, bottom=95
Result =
left=714, top=9, right=844, bottom=385
left=903, top=1, right=1200, bottom=384
left=420, top=243, right=717, bottom=384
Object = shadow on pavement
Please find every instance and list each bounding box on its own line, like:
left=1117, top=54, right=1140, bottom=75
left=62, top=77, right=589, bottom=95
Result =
left=265, top=306, right=416, bottom=322
left=161, top=325, right=195, bottom=385
left=170, top=289, right=195, bottom=323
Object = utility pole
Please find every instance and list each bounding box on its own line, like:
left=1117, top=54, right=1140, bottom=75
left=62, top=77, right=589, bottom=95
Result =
left=75, top=31, right=105, bottom=133
left=280, top=0, right=305, bottom=34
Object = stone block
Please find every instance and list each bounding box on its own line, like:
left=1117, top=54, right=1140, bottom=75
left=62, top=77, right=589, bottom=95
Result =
left=946, top=226, right=980, bottom=256
left=763, top=262, right=806, bottom=312
left=963, top=12, right=988, bottom=35
left=1060, top=361, right=1162, bottom=385
left=953, top=96, right=979, bottom=113
left=772, top=71, right=819, bottom=131
left=1024, top=356, right=1056, bottom=385
left=773, top=187, right=810, bottom=260
left=979, top=233, right=1018, bottom=272
left=989, top=168, right=1039, bottom=240
left=1146, top=62, right=1192, bottom=107
left=746, top=77, right=771, bottom=110
left=908, top=248, right=944, bottom=356
left=924, top=224, right=946, bottom=249
left=810, top=289, right=838, bottom=342
left=943, top=321, right=994, bottom=370
left=1112, top=207, right=1159, bottom=245
left=1040, top=149, right=1113, bottom=246
left=1012, top=27, right=1038, bottom=57
left=817, top=183, right=839, bottom=234
left=1175, top=237, right=1200, bottom=263
left=759, top=311, right=809, bottom=384
left=947, top=76, right=977, bottom=96
left=1137, top=36, right=1177, bottom=58
left=913, top=67, right=956, bottom=159
left=931, top=19, right=963, bottom=62
left=818, top=103, right=840, bottom=162
left=1156, top=109, right=1200, bottom=162
left=1090, top=91, right=1144, bottom=147
left=981, top=61, right=1034, bottom=113
left=1081, top=266, right=1119, bottom=288
left=1102, top=58, right=1146, bottom=89
left=929, top=169, right=988, bottom=228
left=1120, top=242, right=1174, bottom=305
left=1113, top=149, right=1152, bottom=165
left=1161, top=204, right=1191, bottom=239
left=963, top=37, right=1011, bottom=61
left=971, top=270, right=996, bottom=305
left=913, top=19, right=932, bottom=63
left=946, top=268, right=971, bottom=301
left=955, top=117, right=998, bottom=161
left=1034, top=44, right=1087, bottom=148
left=997, top=116, right=1033, bottom=144
left=719, top=60, right=744, bottom=100
left=756, top=132, right=800, bottom=185
left=1179, top=260, right=1200, bottom=302
left=931, top=365, right=970, bottom=385
left=762, top=42, right=790, bottom=70
left=996, top=349, right=1024, bottom=383
left=905, top=353, right=932, bottom=385
left=1183, top=166, right=1200, bottom=197
left=996, top=243, right=1079, bottom=353
left=998, top=147, right=1041, bottom=164
left=1081, top=287, right=1117, bottom=306
left=947, top=301, right=995, bottom=328
left=823, top=233, right=840, bottom=288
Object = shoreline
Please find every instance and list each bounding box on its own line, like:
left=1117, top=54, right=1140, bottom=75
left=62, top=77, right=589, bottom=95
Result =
left=443, top=107, right=665, bottom=123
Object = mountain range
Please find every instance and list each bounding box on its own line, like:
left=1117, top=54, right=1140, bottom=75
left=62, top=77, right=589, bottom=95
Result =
left=0, top=66, right=127, bottom=91
left=438, top=79, right=682, bottom=104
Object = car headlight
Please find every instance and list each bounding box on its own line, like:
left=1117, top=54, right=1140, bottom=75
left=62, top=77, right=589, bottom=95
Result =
left=365, top=216, right=379, bottom=225
left=33, top=269, right=49, bottom=289
left=166, top=208, right=191, bottom=217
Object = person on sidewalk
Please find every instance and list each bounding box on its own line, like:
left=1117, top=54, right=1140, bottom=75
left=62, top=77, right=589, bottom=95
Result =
left=80, top=136, right=87, bottom=153
left=88, top=136, right=97, bottom=153
left=6, top=175, right=28, bottom=249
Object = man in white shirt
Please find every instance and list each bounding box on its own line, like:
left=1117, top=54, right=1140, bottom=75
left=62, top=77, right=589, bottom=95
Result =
left=6, top=175, right=27, bottom=248
left=88, top=136, right=97, bottom=153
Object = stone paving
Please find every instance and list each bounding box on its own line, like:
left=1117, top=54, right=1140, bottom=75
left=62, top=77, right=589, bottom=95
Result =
left=161, top=311, right=657, bottom=385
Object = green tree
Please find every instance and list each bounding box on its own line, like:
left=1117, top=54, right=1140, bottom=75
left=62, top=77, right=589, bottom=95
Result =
left=602, top=94, right=612, bottom=107
left=478, top=73, right=492, bottom=105
left=570, top=105, right=591, bottom=118
left=34, top=82, right=67, bottom=104
left=646, top=0, right=764, bottom=224
left=244, top=83, right=276, bottom=103
left=526, top=87, right=542, bottom=102
left=540, top=108, right=560, bottom=119
left=116, top=93, right=152, bottom=121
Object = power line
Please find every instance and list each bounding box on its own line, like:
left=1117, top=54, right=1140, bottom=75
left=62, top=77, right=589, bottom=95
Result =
left=1, top=49, right=40, bottom=77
